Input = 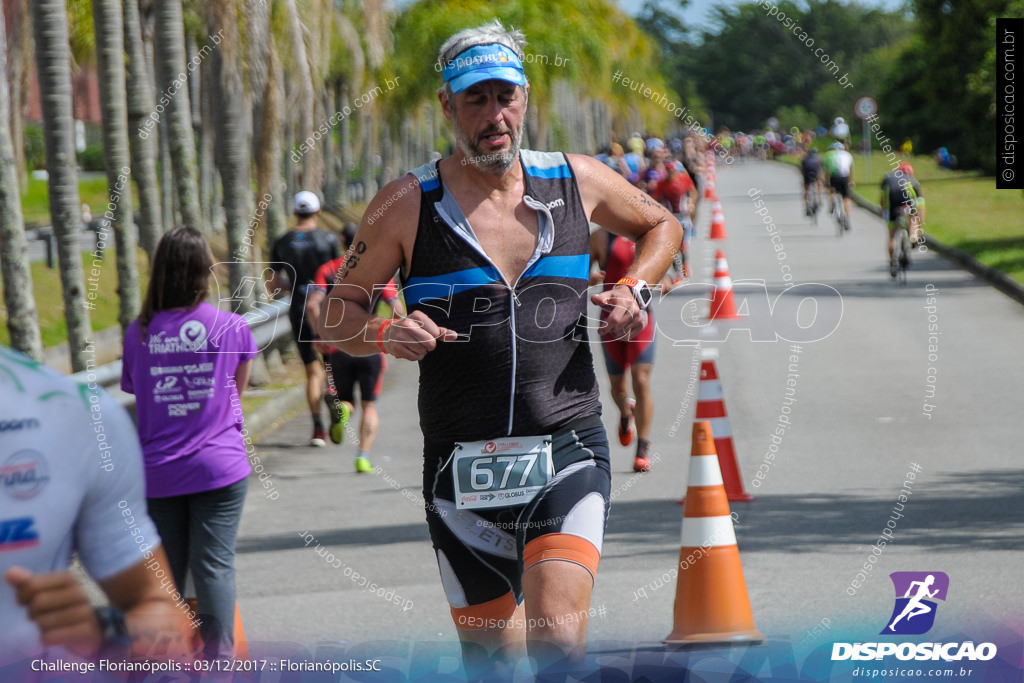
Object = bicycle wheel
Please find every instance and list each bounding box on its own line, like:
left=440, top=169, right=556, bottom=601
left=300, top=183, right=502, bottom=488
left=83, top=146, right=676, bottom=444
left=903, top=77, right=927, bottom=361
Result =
left=898, top=229, right=910, bottom=285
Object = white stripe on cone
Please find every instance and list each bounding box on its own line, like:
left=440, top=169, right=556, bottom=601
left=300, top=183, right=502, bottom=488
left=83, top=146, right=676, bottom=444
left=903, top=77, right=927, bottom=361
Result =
left=704, top=417, right=732, bottom=438
left=698, top=379, right=725, bottom=401
left=681, top=515, right=737, bottom=548
left=687, top=455, right=724, bottom=487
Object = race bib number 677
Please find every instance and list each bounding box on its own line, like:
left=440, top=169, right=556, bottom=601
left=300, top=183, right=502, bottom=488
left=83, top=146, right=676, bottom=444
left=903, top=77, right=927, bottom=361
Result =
left=452, top=436, right=553, bottom=510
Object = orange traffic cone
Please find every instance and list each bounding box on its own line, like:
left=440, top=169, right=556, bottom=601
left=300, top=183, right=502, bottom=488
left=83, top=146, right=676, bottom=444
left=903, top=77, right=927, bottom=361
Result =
left=184, top=598, right=249, bottom=659
left=709, top=208, right=728, bottom=240
left=704, top=179, right=716, bottom=200
left=664, top=422, right=762, bottom=646
left=708, top=249, right=738, bottom=320
left=694, top=357, right=753, bottom=502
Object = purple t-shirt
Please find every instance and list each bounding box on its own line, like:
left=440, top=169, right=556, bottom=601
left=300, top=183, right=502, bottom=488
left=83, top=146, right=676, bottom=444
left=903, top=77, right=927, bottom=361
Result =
left=121, top=302, right=258, bottom=498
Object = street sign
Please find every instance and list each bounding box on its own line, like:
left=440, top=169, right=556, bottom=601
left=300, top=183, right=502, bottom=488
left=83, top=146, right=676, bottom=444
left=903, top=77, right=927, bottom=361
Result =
left=855, top=96, right=878, bottom=120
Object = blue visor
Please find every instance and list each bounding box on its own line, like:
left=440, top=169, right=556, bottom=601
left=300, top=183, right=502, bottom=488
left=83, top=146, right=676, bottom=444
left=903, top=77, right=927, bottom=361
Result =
left=442, top=43, right=526, bottom=94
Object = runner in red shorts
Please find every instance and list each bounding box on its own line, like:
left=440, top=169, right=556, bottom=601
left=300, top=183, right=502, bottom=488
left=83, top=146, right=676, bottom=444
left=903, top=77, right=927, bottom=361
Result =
left=306, top=225, right=404, bottom=472
left=590, top=228, right=664, bottom=472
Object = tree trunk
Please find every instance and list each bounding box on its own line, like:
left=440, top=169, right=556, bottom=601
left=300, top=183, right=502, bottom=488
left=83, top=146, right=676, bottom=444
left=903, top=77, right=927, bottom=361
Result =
left=7, top=0, right=30, bottom=192
left=208, top=0, right=251, bottom=313
left=29, top=0, right=91, bottom=372
left=255, top=34, right=286, bottom=249
left=361, top=109, right=375, bottom=199
left=283, top=0, right=318, bottom=192
left=0, top=4, right=42, bottom=359
left=123, top=0, right=163, bottom=258
left=199, top=53, right=216, bottom=232
left=337, top=83, right=349, bottom=207
left=153, top=0, right=202, bottom=231
left=93, top=0, right=140, bottom=333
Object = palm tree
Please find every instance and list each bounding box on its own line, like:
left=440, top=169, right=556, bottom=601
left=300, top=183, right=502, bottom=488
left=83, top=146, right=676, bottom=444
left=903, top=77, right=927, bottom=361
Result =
left=6, top=0, right=32, bottom=191
left=153, top=0, right=203, bottom=231
left=92, top=0, right=141, bottom=333
left=123, top=0, right=163, bottom=258
left=0, top=5, right=43, bottom=360
left=29, top=0, right=92, bottom=372
left=207, top=0, right=251, bottom=311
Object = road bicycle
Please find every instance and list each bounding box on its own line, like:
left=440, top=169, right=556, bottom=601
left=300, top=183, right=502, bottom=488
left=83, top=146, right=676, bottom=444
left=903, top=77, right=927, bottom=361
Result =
left=891, top=205, right=913, bottom=285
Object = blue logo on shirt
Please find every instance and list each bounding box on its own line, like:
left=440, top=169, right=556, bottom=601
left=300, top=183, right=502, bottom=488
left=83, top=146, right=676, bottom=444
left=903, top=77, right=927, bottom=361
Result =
left=0, top=517, right=40, bottom=551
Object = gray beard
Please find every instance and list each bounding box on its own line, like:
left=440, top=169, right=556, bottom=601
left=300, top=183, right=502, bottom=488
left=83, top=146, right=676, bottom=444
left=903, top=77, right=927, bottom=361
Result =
left=455, top=120, right=523, bottom=175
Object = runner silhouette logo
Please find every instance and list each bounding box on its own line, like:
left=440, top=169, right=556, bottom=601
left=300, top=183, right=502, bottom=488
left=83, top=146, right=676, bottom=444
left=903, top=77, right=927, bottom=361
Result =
left=882, top=572, right=949, bottom=635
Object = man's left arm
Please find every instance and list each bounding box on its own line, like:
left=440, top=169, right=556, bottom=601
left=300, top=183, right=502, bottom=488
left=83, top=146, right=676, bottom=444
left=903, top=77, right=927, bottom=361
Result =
left=568, top=154, right=682, bottom=338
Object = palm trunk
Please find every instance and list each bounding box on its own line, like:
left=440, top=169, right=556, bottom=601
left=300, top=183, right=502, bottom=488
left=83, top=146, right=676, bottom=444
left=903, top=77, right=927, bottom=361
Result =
left=0, top=5, right=42, bottom=359
left=7, top=0, right=30, bottom=191
left=256, top=38, right=286, bottom=245
left=123, top=0, right=163, bottom=258
left=337, top=83, right=349, bottom=207
left=208, top=0, right=251, bottom=312
left=93, top=0, right=140, bottom=333
left=29, top=0, right=91, bottom=372
left=153, top=0, right=202, bottom=231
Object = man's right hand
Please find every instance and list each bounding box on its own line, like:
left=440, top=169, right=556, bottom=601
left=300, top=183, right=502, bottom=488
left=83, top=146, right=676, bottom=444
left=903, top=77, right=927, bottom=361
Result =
left=380, top=311, right=457, bottom=361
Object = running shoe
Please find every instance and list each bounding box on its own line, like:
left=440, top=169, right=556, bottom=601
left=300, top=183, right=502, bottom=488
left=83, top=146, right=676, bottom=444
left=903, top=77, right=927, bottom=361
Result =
left=618, top=398, right=636, bottom=447
left=328, top=399, right=351, bottom=445
left=634, top=439, right=651, bottom=473
left=310, top=428, right=328, bottom=448
left=354, top=456, right=373, bottom=473
left=890, top=258, right=898, bottom=279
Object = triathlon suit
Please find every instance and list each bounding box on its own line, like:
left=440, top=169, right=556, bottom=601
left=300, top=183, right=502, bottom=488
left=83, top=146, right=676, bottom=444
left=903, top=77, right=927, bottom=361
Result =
left=269, top=228, right=340, bottom=365
left=825, top=150, right=854, bottom=198
left=880, top=173, right=922, bottom=224
left=312, top=258, right=398, bottom=404
left=599, top=234, right=656, bottom=374
left=404, top=150, right=610, bottom=628
left=801, top=154, right=822, bottom=187
left=0, top=346, right=158, bottom=663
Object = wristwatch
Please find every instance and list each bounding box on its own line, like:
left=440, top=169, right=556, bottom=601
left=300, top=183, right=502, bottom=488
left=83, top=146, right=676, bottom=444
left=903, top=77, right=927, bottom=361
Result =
left=616, top=277, right=653, bottom=311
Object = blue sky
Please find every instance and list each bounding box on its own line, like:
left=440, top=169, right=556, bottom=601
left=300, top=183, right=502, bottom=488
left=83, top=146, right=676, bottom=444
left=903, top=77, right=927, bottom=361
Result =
left=617, top=0, right=908, bottom=32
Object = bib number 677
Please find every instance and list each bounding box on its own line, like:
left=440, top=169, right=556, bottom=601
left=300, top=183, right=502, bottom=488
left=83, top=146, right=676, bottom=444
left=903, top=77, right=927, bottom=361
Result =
left=470, top=453, right=538, bottom=491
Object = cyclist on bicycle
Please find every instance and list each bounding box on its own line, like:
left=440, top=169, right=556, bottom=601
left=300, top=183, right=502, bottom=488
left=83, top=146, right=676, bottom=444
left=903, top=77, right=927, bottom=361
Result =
left=823, top=142, right=855, bottom=230
left=800, top=148, right=823, bottom=216
left=881, top=162, right=925, bottom=277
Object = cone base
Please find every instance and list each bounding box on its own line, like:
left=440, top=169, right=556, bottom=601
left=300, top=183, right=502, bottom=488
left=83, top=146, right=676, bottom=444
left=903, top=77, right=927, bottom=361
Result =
left=727, top=492, right=754, bottom=502
left=663, top=629, right=763, bottom=646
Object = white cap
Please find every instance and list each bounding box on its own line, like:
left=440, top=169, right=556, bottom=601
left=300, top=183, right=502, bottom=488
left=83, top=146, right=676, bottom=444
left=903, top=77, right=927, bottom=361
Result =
left=294, top=191, right=321, bottom=214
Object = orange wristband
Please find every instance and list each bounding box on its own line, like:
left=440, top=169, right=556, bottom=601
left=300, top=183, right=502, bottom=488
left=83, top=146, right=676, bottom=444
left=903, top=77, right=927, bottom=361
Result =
left=377, top=319, right=394, bottom=354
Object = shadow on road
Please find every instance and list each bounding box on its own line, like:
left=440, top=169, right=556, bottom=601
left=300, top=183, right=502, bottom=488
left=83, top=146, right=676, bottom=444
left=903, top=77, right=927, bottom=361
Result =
left=605, top=468, right=1024, bottom=554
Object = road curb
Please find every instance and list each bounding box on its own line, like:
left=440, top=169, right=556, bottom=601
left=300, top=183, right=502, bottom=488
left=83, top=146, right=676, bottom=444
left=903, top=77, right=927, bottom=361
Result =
left=245, top=384, right=307, bottom=441
left=848, top=191, right=1024, bottom=305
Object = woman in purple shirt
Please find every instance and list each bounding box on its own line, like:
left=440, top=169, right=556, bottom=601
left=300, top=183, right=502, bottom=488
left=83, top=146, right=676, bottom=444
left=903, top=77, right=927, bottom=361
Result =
left=122, top=226, right=257, bottom=661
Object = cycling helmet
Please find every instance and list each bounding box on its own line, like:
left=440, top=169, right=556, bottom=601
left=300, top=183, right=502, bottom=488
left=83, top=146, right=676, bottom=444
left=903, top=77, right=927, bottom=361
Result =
left=830, top=142, right=843, bottom=150
left=898, top=162, right=914, bottom=175
left=834, top=117, right=845, bottom=125
left=809, top=147, right=819, bottom=155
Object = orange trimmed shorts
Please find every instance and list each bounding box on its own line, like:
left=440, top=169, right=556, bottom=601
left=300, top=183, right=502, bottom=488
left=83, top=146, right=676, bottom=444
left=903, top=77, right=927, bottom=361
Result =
left=422, top=415, right=611, bottom=629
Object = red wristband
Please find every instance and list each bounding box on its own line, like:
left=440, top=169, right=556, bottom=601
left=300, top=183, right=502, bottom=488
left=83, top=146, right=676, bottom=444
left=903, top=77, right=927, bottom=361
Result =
left=377, top=319, right=394, bottom=354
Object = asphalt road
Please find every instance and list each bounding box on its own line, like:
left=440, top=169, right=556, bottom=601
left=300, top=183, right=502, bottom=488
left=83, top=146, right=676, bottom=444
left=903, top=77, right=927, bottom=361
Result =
left=233, top=160, right=1024, bottom=678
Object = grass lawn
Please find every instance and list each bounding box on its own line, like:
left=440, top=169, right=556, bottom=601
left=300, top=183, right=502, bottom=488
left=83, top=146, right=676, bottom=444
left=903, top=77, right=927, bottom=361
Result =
left=0, top=249, right=150, bottom=348
left=21, top=173, right=116, bottom=227
left=779, top=153, right=1024, bottom=284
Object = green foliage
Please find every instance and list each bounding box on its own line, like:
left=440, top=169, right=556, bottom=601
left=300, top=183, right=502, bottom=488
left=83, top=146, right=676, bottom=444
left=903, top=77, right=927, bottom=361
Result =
left=76, top=144, right=106, bottom=172
left=880, top=0, right=1010, bottom=173
left=776, top=104, right=818, bottom=132
left=681, top=0, right=909, bottom=131
left=23, top=123, right=46, bottom=171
